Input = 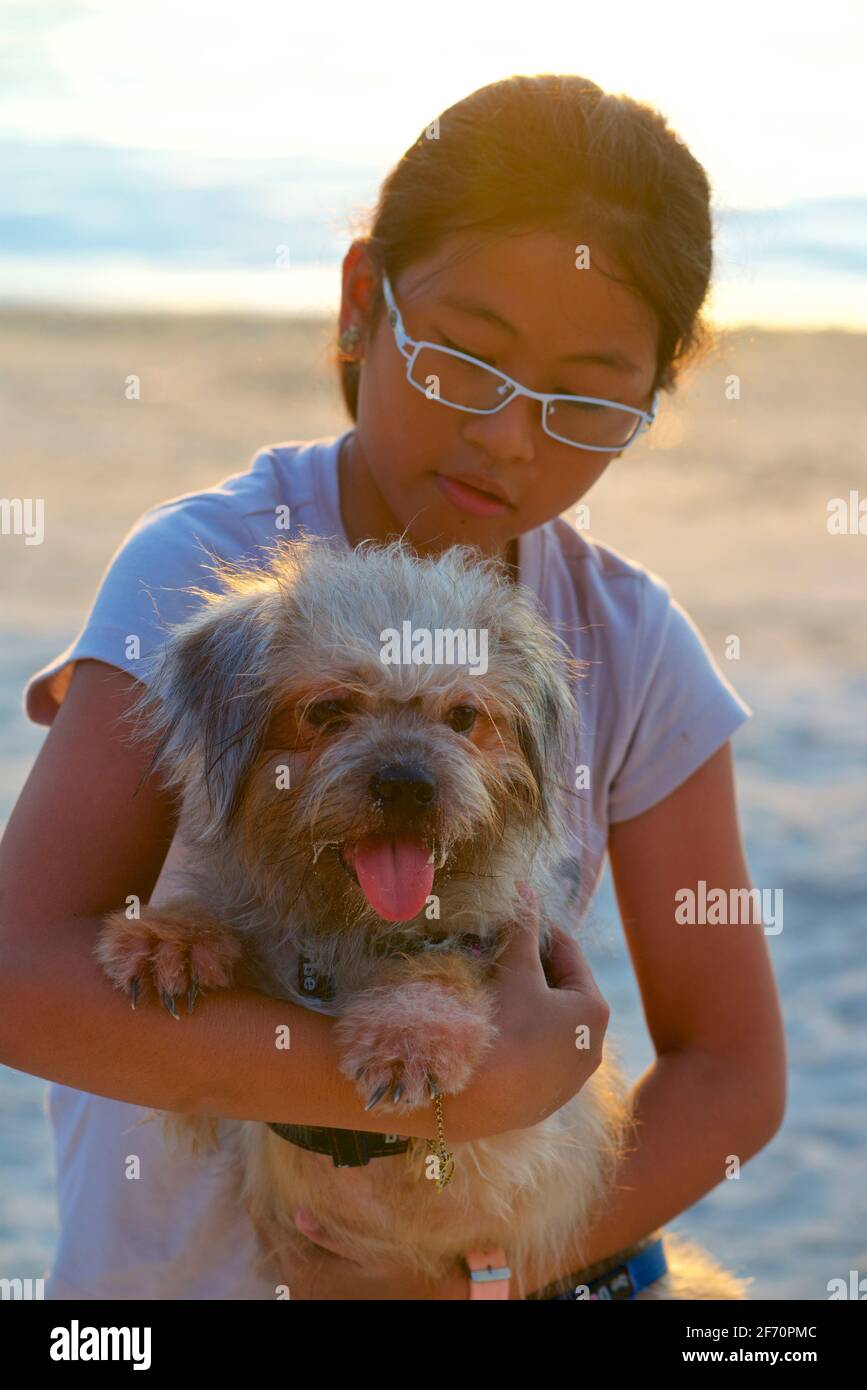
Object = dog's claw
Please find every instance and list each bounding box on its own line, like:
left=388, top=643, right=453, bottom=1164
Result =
left=187, top=982, right=200, bottom=1014
left=130, top=977, right=140, bottom=1010
left=161, top=990, right=180, bottom=1021
left=426, top=1073, right=439, bottom=1099
left=390, top=1082, right=404, bottom=1104
left=365, top=1083, right=390, bottom=1111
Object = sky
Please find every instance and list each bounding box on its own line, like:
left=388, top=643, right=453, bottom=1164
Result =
left=1, top=0, right=865, bottom=324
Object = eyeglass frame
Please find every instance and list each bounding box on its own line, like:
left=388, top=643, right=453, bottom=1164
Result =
left=379, top=269, right=659, bottom=453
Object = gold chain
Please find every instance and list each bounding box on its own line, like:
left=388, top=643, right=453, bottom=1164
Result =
left=424, top=1093, right=455, bottom=1194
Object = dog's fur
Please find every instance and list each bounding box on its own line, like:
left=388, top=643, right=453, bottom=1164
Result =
left=95, top=534, right=749, bottom=1299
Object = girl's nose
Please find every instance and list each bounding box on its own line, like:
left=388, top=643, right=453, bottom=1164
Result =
left=460, top=393, right=538, bottom=466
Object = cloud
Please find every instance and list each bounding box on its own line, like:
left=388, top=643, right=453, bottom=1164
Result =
left=0, top=137, right=382, bottom=265
left=0, top=1, right=92, bottom=97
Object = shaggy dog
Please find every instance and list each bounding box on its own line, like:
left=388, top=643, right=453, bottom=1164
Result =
left=95, top=535, right=749, bottom=1300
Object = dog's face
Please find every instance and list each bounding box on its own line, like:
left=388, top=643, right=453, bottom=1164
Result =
left=132, top=537, right=580, bottom=927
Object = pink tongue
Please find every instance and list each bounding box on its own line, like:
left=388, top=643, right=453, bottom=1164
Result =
left=350, top=835, right=435, bottom=922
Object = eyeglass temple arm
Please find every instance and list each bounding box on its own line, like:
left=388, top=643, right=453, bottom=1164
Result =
left=381, top=272, right=413, bottom=359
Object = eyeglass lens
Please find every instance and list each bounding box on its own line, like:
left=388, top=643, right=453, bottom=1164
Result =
left=409, top=346, right=641, bottom=448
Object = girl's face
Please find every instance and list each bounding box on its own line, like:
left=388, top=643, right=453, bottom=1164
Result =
left=338, top=229, right=659, bottom=562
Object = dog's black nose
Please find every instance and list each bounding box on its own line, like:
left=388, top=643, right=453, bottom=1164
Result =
left=370, top=764, right=438, bottom=811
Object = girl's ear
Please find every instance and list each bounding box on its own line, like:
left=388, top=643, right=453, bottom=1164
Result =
left=129, top=586, right=278, bottom=839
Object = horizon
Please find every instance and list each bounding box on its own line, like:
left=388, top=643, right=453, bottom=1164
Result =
left=2, top=1, right=865, bottom=326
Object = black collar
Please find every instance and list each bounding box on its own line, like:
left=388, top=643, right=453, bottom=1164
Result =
left=266, top=1122, right=412, bottom=1166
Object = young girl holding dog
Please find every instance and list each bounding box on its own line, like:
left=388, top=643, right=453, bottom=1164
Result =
left=0, top=73, right=785, bottom=1299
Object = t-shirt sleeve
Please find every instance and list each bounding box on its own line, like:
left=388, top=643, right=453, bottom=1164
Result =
left=22, top=494, right=258, bottom=727
left=607, top=574, right=753, bottom=824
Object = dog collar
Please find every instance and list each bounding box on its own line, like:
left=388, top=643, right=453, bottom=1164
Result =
left=524, top=1231, right=668, bottom=1300
left=273, top=958, right=411, bottom=1165
left=295, top=934, right=487, bottom=1006
left=267, top=937, right=491, bottom=1168
left=266, top=1122, right=413, bottom=1167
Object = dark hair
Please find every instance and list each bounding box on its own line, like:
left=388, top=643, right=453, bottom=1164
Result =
left=333, top=72, right=716, bottom=422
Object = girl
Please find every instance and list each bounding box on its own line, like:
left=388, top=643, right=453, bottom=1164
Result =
left=0, top=73, right=785, bottom=1300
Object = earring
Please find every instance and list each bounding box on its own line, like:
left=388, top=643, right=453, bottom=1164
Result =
left=338, top=325, right=362, bottom=360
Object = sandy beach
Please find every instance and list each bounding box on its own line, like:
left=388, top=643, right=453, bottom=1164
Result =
left=1, top=308, right=865, bottom=1298
left=1, top=310, right=864, bottom=664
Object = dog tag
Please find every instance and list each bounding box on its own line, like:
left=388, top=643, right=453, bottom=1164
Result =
left=435, top=1151, right=455, bottom=1194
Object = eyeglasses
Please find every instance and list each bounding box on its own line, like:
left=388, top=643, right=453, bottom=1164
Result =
left=380, top=270, right=659, bottom=453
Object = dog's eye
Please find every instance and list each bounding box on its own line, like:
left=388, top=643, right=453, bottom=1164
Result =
left=307, top=699, right=351, bottom=729
left=446, top=705, right=477, bottom=734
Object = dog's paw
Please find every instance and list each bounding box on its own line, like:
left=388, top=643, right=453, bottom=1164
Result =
left=334, top=980, right=497, bottom=1113
left=94, top=903, right=244, bottom=1019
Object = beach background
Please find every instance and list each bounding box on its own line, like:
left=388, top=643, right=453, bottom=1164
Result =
left=1, top=0, right=866, bottom=1301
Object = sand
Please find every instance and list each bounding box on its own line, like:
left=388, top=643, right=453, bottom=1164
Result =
left=1, top=308, right=865, bottom=1298
left=1, top=310, right=864, bottom=670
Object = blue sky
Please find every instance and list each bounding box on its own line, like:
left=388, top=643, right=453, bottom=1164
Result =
left=2, top=0, right=865, bottom=324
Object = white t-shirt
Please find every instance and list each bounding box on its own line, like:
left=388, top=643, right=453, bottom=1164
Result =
left=23, top=427, right=753, bottom=1300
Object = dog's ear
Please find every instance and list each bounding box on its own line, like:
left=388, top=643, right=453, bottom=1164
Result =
left=513, top=653, right=577, bottom=831
left=129, top=582, right=278, bottom=838
left=497, top=598, right=582, bottom=836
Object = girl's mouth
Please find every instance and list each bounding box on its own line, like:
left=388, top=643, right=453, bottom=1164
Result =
left=435, top=473, right=510, bottom=518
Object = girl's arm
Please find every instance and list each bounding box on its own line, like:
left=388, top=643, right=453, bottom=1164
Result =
left=518, top=738, right=787, bottom=1292
left=0, top=659, right=605, bottom=1145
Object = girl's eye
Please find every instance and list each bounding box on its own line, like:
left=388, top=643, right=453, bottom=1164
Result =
left=441, top=334, right=497, bottom=369
left=307, top=700, right=351, bottom=729
left=446, top=705, right=477, bottom=734
left=442, top=334, right=606, bottom=400
left=550, top=397, right=622, bottom=412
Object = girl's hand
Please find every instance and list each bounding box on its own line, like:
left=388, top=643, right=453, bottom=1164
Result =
left=459, top=879, right=610, bottom=1136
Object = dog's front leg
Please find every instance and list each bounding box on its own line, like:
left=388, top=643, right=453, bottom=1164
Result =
left=333, top=952, right=498, bottom=1113
left=94, top=897, right=246, bottom=1018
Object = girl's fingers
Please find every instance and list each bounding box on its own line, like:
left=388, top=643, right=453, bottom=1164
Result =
left=511, top=881, right=541, bottom=940
left=545, top=925, right=596, bottom=992
left=515, top=879, right=538, bottom=914
left=494, top=882, right=544, bottom=980
left=508, top=882, right=598, bottom=993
